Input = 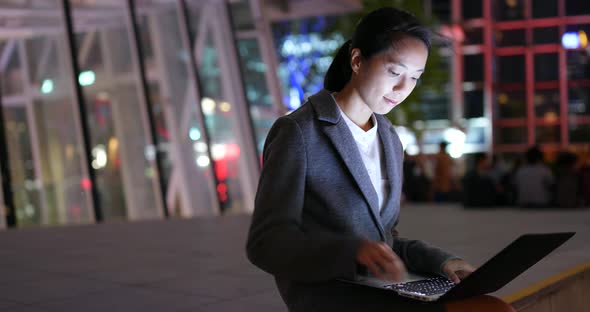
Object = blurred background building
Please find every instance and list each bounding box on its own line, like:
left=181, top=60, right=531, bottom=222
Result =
left=0, top=0, right=588, bottom=229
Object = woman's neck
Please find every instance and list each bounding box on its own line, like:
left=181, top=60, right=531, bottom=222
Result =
left=333, top=85, right=374, bottom=131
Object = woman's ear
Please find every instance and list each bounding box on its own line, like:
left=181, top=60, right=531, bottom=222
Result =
left=350, top=48, right=362, bottom=74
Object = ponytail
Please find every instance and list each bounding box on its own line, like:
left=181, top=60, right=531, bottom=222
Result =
left=323, top=40, right=352, bottom=92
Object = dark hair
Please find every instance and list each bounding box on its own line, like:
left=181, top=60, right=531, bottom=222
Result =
left=324, top=7, right=432, bottom=92
left=525, top=146, right=544, bottom=164
left=556, top=151, right=577, bottom=169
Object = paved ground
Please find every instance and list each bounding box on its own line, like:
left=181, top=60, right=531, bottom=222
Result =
left=0, top=204, right=588, bottom=311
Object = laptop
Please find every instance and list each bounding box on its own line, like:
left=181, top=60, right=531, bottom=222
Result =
left=342, top=232, right=575, bottom=302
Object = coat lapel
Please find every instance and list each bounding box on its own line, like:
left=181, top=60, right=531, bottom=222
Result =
left=310, top=91, right=385, bottom=239
left=376, top=115, right=400, bottom=223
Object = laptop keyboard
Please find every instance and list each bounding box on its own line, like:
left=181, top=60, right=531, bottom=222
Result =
left=388, top=277, right=455, bottom=296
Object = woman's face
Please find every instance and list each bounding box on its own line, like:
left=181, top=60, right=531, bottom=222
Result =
left=351, top=35, right=428, bottom=115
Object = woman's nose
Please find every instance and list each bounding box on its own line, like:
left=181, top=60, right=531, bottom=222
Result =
left=392, top=78, right=406, bottom=92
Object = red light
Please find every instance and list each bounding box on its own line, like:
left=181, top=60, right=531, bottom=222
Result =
left=214, top=160, right=228, bottom=181
left=217, top=183, right=228, bottom=203
left=80, top=178, right=92, bottom=190
left=217, top=183, right=227, bottom=194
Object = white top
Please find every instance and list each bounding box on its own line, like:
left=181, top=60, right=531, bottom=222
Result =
left=337, top=105, right=388, bottom=211
left=514, top=164, right=554, bottom=205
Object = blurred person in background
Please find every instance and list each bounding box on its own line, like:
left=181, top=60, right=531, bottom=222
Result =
left=502, top=157, right=522, bottom=206
left=514, top=146, right=554, bottom=208
left=462, top=153, right=496, bottom=208
left=403, top=152, right=431, bottom=202
left=488, top=154, right=509, bottom=185
left=432, top=141, right=458, bottom=202
left=554, top=151, right=580, bottom=208
left=488, top=154, right=510, bottom=205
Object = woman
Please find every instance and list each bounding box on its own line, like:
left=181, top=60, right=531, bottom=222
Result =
left=247, top=7, right=507, bottom=312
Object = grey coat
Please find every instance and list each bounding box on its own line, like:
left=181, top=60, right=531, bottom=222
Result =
left=246, top=90, right=456, bottom=311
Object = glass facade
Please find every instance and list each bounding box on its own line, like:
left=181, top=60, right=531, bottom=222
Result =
left=70, top=1, right=164, bottom=221
left=0, top=0, right=94, bottom=227
left=185, top=1, right=260, bottom=214
left=133, top=1, right=218, bottom=217
left=454, top=0, right=590, bottom=154
left=0, top=0, right=276, bottom=228
left=237, top=38, right=277, bottom=154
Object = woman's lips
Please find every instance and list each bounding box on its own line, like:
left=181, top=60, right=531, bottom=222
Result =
left=384, top=97, right=399, bottom=106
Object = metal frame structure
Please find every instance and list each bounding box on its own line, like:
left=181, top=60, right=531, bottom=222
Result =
left=0, top=0, right=278, bottom=227
left=451, top=0, right=590, bottom=154
left=214, top=1, right=261, bottom=209
left=0, top=74, right=16, bottom=228
left=177, top=0, right=223, bottom=216
left=61, top=0, right=102, bottom=222
left=126, top=0, right=168, bottom=218
left=140, top=0, right=215, bottom=217
left=246, top=0, right=288, bottom=117
left=16, top=39, right=51, bottom=224
left=225, top=2, right=270, bottom=170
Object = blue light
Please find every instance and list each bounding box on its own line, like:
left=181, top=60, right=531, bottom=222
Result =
left=189, top=127, right=201, bottom=141
left=562, top=32, right=580, bottom=49
left=275, top=17, right=346, bottom=110
left=78, top=70, right=96, bottom=86
left=289, top=88, right=302, bottom=110
left=41, top=79, right=54, bottom=94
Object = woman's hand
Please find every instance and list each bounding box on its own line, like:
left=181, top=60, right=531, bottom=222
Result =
left=356, top=240, right=407, bottom=282
left=442, top=259, right=475, bottom=283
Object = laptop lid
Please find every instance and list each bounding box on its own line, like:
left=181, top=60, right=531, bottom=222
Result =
left=439, top=232, right=575, bottom=301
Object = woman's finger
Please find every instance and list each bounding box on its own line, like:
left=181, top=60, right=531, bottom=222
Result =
left=365, top=260, right=385, bottom=279
left=375, top=253, right=406, bottom=281
left=376, top=243, right=395, bottom=261
left=456, top=269, right=473, bottom=280
left=445, top=269, right=461, bottom=284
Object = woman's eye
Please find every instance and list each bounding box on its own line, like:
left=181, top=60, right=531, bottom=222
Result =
left=389, top=70, right=400, bottom=76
